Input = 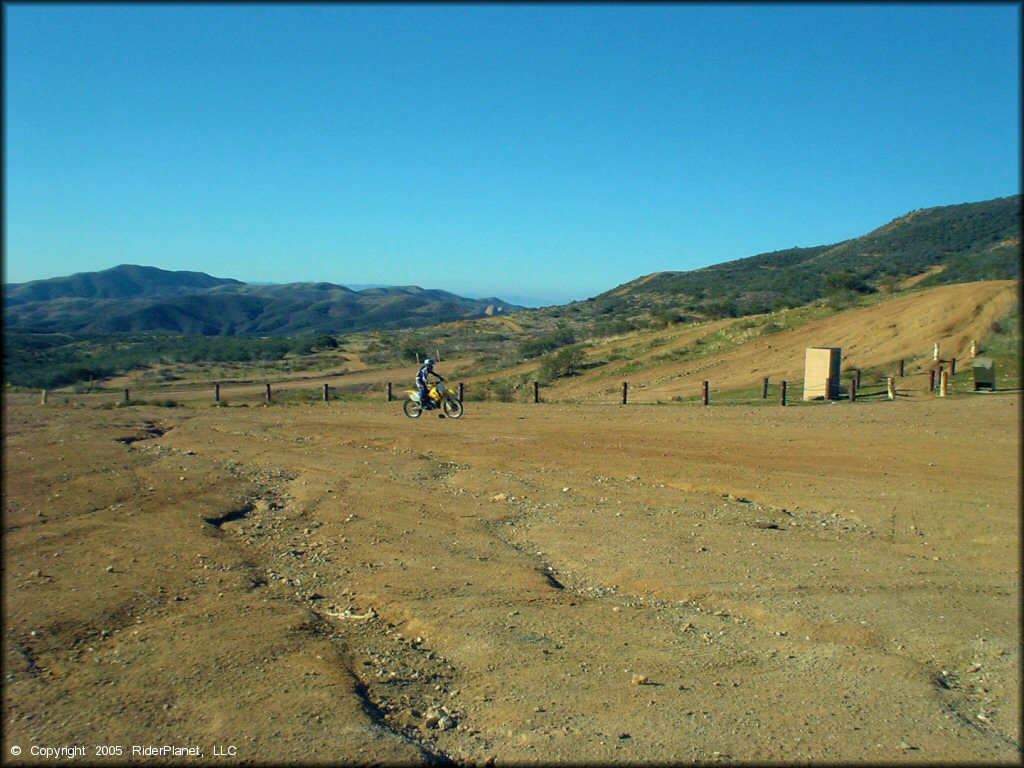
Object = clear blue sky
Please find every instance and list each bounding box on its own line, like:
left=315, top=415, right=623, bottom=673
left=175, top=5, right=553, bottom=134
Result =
left=4, top=3, right=1020, bottom=306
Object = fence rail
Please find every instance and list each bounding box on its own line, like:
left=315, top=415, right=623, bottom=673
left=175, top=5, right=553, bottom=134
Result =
left=30, top=361, right=982, bottom=409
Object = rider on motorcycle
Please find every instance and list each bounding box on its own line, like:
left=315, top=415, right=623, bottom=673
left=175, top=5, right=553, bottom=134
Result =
left=416, top=358, right=444, bottom=409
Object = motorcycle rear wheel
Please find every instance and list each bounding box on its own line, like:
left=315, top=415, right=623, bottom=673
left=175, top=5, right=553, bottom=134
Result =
left=443, top=397, right=464, bottom=418
left=403, top=400, right=423, bottom=418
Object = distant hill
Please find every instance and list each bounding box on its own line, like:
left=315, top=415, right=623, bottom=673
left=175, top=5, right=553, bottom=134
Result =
left=593, top=194, right=1021, bottom=318
left=4, top=264, right=244, bottom=305
left=3, top=266, right=522, bottom=336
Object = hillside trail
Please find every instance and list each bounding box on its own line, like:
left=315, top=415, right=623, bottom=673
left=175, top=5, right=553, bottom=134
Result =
left=548, top=279, right=1017, bottom=402
left=3, top=391, right=1018, bottom=764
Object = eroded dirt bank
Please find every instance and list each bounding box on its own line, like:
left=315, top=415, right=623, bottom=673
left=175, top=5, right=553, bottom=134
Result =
left=3, top=394, right=1019, bottom=764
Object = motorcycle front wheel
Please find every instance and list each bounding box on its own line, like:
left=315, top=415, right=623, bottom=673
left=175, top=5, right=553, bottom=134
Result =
left=443, top=397, right=464, bottom=418
left=403, top=400, right=423, bottom=418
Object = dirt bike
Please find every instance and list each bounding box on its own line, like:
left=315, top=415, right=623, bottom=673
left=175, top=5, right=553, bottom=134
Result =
left=404, top=380, right=463, bottom=419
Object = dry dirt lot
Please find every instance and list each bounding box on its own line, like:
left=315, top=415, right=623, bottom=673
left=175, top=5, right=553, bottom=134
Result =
left=3, top=392, right=1020, bottom=764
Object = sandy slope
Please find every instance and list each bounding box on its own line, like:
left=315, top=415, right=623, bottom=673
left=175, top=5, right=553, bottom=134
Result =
left=547, top=280, right=1017, bottom=403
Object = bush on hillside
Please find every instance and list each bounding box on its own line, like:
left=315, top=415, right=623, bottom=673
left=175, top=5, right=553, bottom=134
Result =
left=538, top=345, right=586, bottom=382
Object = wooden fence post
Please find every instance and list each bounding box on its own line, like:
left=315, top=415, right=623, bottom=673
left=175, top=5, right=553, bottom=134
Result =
left=855, top=369, right=861, bottom=388
left=622, top=382, right=628, bottom=405
left=886, top=377, right=895, bottom=401
left=762, top=377, right=769, bottom=399
left=124, top=388, right=130, bottom=403
left=824, top=377, right=833, bottom=401
left=780, top=381, right=787, bottom=406
left=323, top=383, right=330, bottom=402
left=849, top=377, right=857, bottom=402
left=40, top=389, right=48, bottom=405
left=929, top=369, right=936, bottom=392
left=265, top=383, right=272, bottom=403
left=950, top=358, right=957, bottom=376
left=386, top=382, right=392, bottom=402
left=939, top=369, right=949, bottom=397
left=458, top=382, right=464, bottom=401
left=215, top=383, right=220, bottom=402
left=702, top=380, right=709, bottom=406
left=533, top=381, right=539, bottom=403
left=898, top=359, right=904, bottom=377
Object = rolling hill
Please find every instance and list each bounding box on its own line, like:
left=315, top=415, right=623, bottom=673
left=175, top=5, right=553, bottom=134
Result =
left=3, top=266, right=522, bottom=335
left=535, top=279, right=1019, bottom=404
left=590, top=194, right=1020, bottom=318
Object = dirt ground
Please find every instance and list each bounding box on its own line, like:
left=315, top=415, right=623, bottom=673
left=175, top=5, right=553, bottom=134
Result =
left=2, top=391, right=1020, bottom=764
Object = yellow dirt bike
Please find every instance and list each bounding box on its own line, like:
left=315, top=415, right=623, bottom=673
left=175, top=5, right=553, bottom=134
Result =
left=404, top=380, right=463, bottom=419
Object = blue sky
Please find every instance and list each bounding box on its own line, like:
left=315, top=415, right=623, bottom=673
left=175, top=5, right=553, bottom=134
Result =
left=4, top=3, right=1020, bottom=306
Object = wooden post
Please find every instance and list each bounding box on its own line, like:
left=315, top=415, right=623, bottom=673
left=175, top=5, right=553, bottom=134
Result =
left=622, top=382, right=628, bottom=405
left=702, top=380, right=709, bottom=406
left=886, top=377, right=895, bottom=401
left=458, top=382, right=464, bottom=401
left=898, top=359, right=904, bottom=377
left=933, top=342, right=939, bottom=362
left=762, top=377, right=769, bottom=399
left=386, top=382, right=392, bottom=402
left=323, top=383, right=330, bottom=402
left=40, top=389, right=48, bottom=405
left=939, top=369, right=949, bottom=397
left=855, top=369, right=861, bottom=388
left=780, top=381, right=787, bottom=406
left=849, top=377, right=857, bottom=402
left=533, top=381, right=539, bottom=403
left=265, top=383, right=272, bottom=402
left=215, top=383, right=221, bottom=402
left=929, top=369, right=936, bottom=392
left=124, top=388, right=130, bottom=403
left=950, top=358, right=957, bottom=376
left=970, top=339, right=977, bottom=358
left=824, top=377, right=832, bottom=401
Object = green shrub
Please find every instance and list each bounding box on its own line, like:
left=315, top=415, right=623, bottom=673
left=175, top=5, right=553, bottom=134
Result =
left=539, top=344, right=586, bottom=382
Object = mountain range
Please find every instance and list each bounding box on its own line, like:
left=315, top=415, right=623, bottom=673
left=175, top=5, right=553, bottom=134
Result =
left=4, top=266, right=521, bottom=335
left=3, top=194, right=1019, bottom=337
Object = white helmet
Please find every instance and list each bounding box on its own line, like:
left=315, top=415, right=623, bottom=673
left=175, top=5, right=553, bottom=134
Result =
left=423, top=358, right=434, bottom=367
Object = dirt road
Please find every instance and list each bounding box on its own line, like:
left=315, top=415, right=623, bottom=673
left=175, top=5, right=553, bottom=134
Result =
left=3, top=393, right=1019, bottom=763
